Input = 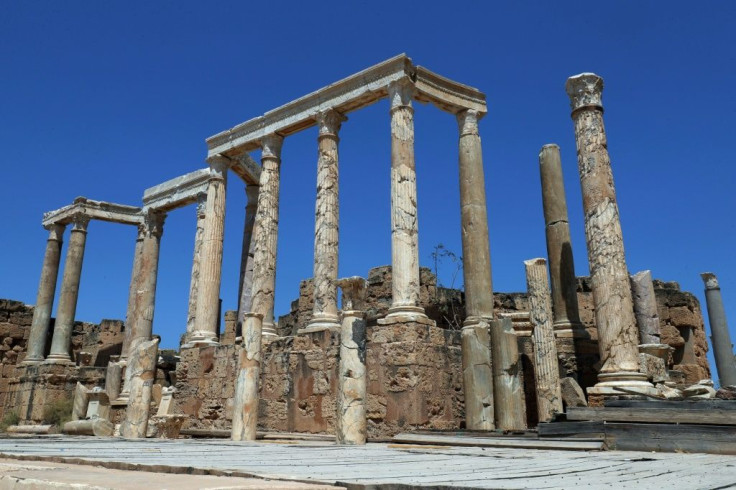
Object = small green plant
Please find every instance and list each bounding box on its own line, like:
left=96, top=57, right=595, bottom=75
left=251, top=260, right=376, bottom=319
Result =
left=43, top=398, right=73, bottom=428
left=0, top=411, right=20, bottom=432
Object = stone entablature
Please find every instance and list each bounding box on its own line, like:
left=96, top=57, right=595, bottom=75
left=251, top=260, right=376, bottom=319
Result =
left=42, top=197, right=142, bottom=227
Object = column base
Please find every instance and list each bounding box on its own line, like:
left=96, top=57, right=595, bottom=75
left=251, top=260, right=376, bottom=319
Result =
left=20, top=357, right=44, bottom=365
left=43, top=354, right=73, bottom=365
left=261, top=322, right=278, bottom=337
left=299, top=314, right=341, bottom=334
left=112, top=393, right=130, bottom=407
left=553, top=321, right=589, bottom=339
left=378, top=305, right=435, bottom=326
left=186, top=331, right=220, bottom=347
left=639, top=343, right=672, bottom=361
left=586, top=371, right=658, bottom=397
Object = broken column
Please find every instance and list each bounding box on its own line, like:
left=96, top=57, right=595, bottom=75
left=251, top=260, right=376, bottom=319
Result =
left=46, top=212, right=90, bottom=363
left=490, top=317, right=526, bottom=430
left=336, top=277, right=367, bottom=445
left=231, top=312, right=263, bottom=441
left=456, top=108, right=494, bottom=430
left=120, top=337, right=159, bottom=438
left=538, top=144, right=584, bottom=337
left=380, top=78, right=431, bottom=325
left=24, top=223, right=66, bottom=363
left=525, top=258, right=563, bottom=423
left=701, top=272, right=736, bottom=387
left=237, top=184, right=259, bottom=335
left=566, top=73, right=654, bottom=396
left=303, top=109, right=346, bottom=333
left=631, top=270, right=670, bottom=383
left=184, top=194, right=207, bottom=345
left=250, top=134, right=284, bottom=337
left=190, top=156, right=228, bottom=345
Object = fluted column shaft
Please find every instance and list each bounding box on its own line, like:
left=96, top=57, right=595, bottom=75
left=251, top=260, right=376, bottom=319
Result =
left=304, top=109, right=345, bottom=333
left=566, top=73, right=648, bottom=389
left=525, top=258, right=563, bottom=423
left=539, top=144, right=583, bottom=337
left=184, top=195, right=207, bottom=345
left=237, top=185, right=260, bottom=332
left=121, top=225, right=145, bottom=360
left=46, top=214, right=89, bottom=363
left=250, top=134, right=283, bottom=336
left=25, top=224, right=66, bottom=363
left=191, top=157, right=228, bottom=345
left=701, top=273, right=736, bottom=387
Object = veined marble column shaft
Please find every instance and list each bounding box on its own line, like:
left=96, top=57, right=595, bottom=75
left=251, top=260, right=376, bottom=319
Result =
left=304, top=109, right=346, bottom=333
left=25, top=224, right=66, bottom=363
left=630, top=270, right=661, bottom=345
left=381, top=78, right=430, bottom=324
left=231, top=312, right=263, bottom=441
left=120, top=337, right=159, bottom=439
left=184, top=195, right=207, bottom=345
left=490, top=317, right=526, bottom=430
left=566, top=73, right=651, bottom=393
left=701, top=273, right=736, bottom=387
left=539, top=144, right=583, bottom=337
left=46, top=214, right=90, bottom=363
left=525, top=258, right=563, bottom=423
left=121, top=224, right=145, bottom=360
left=250, top=134, right=283, bottom=336
left=191, top=157, right=228, bottom=345
left=237, top=184, right=260, bottom=334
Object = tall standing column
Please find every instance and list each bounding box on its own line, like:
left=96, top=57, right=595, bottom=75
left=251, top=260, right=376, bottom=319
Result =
left=380, top=78, right=430, bottom=325
left=24, top=223, right=66, bottom=363
left=456, top=108, right=494, bottom=430
left=525, top=258, right=563, bottom=423
left=303, top=109, right=346, bottom=333
left=250, top=134, right=283, bottom=337
left=237, top=184, right=260, bottom=334
left=46, top=213, right=90, bottom=363
left=190, top=156, right=228, bottom=345
left=183, top=194, right=207, bottom=346
left=566, top=73, right=653, bottom=395
left=121, top=223, right=145, bottom=360
left=701, top=273, right=736, bottom=387
left=538, top=144, right=584, bottom=337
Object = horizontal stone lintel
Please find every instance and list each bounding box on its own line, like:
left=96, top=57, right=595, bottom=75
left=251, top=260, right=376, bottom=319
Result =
left=206, top=53, right=487, bottom=158
left=142, top=168, right=211, bottom=212
left=43, top=198, right=142, bottom=227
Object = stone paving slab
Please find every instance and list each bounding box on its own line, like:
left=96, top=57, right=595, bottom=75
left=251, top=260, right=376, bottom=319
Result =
left=0, top=436, right=735, bottom=489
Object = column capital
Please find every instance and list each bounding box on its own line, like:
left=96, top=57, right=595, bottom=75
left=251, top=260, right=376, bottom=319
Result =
left=566, top=73, right=604, bottom=115
left=457, top=109, right=483, bottom=137
left=143, top=210, right=166, bottom=238
left=336, top=276, right=367, bottom=312
left=261, top=133, right=284, bottom=161
left=70, top=213, right=90, bottom=233
left=316, top=109, right=347, bottom=138
left=388, top=77, right=415, bottom=110
left=207, top=154, right=230, bottom=179
left=195, top=193, right=207, bottom=218
left=44, top=223, right=66, bottom=242
left=245, top=184, right=260, bottom=207
left=701, top=272, right=720, bottom=290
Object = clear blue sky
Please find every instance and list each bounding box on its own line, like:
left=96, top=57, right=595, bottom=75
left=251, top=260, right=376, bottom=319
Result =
left=1, top=2, right=734, bottom=382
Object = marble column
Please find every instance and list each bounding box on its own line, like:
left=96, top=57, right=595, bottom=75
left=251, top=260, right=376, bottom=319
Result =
left=120, top=337, right=159, bottom=439
left=566, top=73, right=653, bottom=395
left=701, top=272, right=736, bottom=387
left=630, top=270, right=662, bottom=345
left=237, top=184, right=260, bottom=335
left=525, top=258, right=563, bottom=423
left=231, top=312, right=263, bottom=441
left=304, top=109, right=346, bottom=333
left=490, top=317, right=526, bottom=430
left=121, top=223, right=146, bottom=360
left=183, top=194, right=207, bottom=346
left=380, top=78, right=430, bottom=325
left=538, top=144, right=584, bottom=337
left=46, top=214, right=90, bottom=363
left=24, top=223, right=66, bottom=363
left=250, top=134, right=283, bottom=337
left=190, top=156, right=228, bottom=345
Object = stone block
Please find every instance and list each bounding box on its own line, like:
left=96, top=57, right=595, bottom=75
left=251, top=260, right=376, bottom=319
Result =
left=560, top=377, right=587, bottom=408
left=639, top=353, right=668, bottom=383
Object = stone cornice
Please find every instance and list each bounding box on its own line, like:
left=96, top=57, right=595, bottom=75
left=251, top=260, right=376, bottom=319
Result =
left=42, top=198, right=142, bottom=227
left=142, top=168, right=212, bottom=212
left=206, top=54, right=487, bottom=158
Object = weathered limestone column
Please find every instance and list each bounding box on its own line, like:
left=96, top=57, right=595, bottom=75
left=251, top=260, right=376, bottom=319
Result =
left=231, top=312, right=263, bottom=441
left=120, top=223, right=146, bottom=360
left=538, top=144, right=584, bottom=337
left=701, top=273, right=736, bottom=387
left=303, top=109, right=346, bottom=334
left=183, top=194, right=207, bottom=346
left=456, top=108, right=495, bottom=430
left=46, top=213, right=90, bottom=363
left=237, top=184, right=260, bottom=333
left=630, top=270, right=661, bottom=345
left=120, top=338, right=159, bottom=438
left=250, top=134, right=283, bottom=337
left=336, top=277, right=367, bottom=445
left=525, top=258, right=563, bottom=423
left=566, top=73, right=653, bottom=395
left=380, top=79, right=430, bottom=325
left=190, top=156, right=228, bottom=345
left=490, top=317, right=526, bottom=430
left=24, top=224, right=66, bottom=363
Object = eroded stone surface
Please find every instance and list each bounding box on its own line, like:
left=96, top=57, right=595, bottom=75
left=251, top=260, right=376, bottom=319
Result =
left=630, top=271, right=661, bottom=344
left=336, top=311, right=367, bottom=444
left=490, top=317, right=525, bottom=430
left=232, top=313, right=263, bottom=440
left=120, top=338, right=159, bottom=438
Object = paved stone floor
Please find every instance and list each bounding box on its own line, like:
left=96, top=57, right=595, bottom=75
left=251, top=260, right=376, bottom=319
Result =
left=0, top=436, right=735, bottom=489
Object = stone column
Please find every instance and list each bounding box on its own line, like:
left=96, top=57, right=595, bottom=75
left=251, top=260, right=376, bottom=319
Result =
left=538, top=144, right=584, bottom=337
left=630, top=270, right=661, bottom=345
left=183, top=194, right=207, bottom=346
left=46, top=213, right=90, bottom=363
left=525, top=258, right=563, bottom=423
left=120, top=338, right=159, bottom=439
left=336, top=277, right=367, bottom=445
left=250, top=134, right=283, bottom=337
left=701, top=273, right=736, bottom=387
left=24, top=223, right=66, bottom=363
left=490, top=317, right=526, bottom=430
left=231, top=312, right=263, bottom=441
left=237, top=184, right=259, bottom=335
left=190, top=156, right=228, bottom=345
left=303, top=109, right=346, bottom=334
left=120, top=223, right=146, bottom=360
left=566, top=73, right=653, bottom=395
left=380, top=79, right=431, bottom=325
